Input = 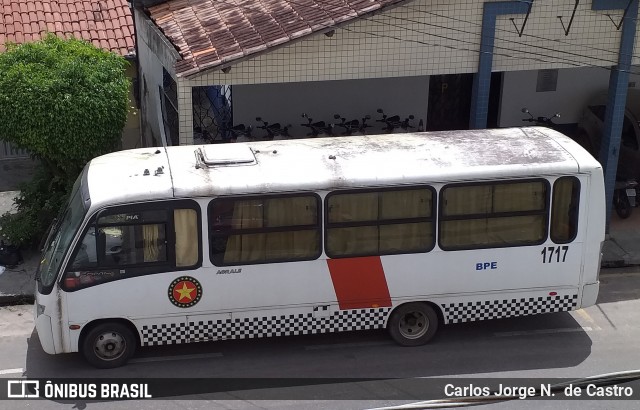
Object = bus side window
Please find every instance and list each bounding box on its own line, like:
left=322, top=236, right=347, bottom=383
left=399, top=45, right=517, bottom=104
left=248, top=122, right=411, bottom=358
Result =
left=550, top=177, right=580, bottom=244
left=439, top=180, right=548, bottom=250
left=174, top=208, right=199, bottom=267
left=326, top=187, right=435, bottom=258
left=209, top=195, right=321, bottom=266
left=69, top=225, right=98, bottom=270
left=100, top=210, right=168, bottom=265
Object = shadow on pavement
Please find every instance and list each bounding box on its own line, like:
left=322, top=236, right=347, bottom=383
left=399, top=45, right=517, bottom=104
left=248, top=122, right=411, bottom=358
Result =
left=23, top=310, right=593, bottom=400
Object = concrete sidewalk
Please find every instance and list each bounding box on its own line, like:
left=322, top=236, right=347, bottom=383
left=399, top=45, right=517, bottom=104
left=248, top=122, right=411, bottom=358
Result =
left=601, top=209, right=640, bottom=267
left=1, top=191, right=640, bottom=305
left=0, top=190, right=35, bottom=305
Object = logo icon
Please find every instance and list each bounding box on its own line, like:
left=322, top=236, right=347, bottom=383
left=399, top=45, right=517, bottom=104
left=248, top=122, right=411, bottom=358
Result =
left=168, top=276, right=202, bottom=308
left=7, top=380, right=40, bottom=398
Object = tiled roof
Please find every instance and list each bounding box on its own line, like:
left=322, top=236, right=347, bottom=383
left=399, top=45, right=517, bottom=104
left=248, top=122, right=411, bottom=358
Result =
left=0, top=0, right=135, bottom=57
left=147, top=0, right=407, bottom=77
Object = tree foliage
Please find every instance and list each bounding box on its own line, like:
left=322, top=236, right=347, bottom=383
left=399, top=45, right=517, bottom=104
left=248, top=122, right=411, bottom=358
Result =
left=0, top=35, right=130, bottom=246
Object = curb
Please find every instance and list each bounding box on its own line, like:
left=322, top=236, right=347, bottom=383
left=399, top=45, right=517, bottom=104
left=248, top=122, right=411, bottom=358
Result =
left=601, top=260, right=627, bottom=268
left=0, top=294, right=34, bottom=307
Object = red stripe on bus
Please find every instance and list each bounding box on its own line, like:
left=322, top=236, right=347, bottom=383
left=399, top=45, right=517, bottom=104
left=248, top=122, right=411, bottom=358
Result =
left=326, top=257, right=392, bottom=310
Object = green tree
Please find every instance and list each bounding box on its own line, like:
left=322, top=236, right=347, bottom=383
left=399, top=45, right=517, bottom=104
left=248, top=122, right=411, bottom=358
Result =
left=0, top=34, right=130, bottom=246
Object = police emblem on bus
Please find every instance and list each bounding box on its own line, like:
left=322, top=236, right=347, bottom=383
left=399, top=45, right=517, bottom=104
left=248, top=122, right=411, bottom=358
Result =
left=168, top=276, right=202, bottom=308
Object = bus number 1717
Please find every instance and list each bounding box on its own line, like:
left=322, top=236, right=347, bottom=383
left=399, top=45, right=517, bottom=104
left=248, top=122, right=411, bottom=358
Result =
left=541, top=246, right=569, bottom=263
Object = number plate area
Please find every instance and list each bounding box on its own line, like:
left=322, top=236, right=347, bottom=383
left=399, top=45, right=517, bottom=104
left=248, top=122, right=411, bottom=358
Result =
left=541, top=245, right=569, bottom=263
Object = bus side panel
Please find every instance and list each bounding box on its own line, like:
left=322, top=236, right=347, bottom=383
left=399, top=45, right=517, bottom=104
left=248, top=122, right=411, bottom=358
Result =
left=382, top=244, right=583, bottom=301
left=63, top=260, right=341, bottom=350
left=428, top=288, right=579, bottom=324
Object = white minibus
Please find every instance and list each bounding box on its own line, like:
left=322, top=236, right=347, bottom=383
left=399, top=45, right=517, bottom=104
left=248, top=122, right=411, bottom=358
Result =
left=34, top=127, right=605, bottom=368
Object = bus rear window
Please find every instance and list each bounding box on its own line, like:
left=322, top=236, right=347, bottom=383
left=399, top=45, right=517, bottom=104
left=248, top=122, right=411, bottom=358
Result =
left=550, top=177, right=580, bottom=243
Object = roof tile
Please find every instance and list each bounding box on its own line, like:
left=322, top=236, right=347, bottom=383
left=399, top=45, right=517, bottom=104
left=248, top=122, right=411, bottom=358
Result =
left=157, top=0, right=405, bottom=76
left=0, top=0, right=135, bottom=56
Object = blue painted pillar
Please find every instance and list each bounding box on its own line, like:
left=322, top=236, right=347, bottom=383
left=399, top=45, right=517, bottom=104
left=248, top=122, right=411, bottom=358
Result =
left=593, top=0, right=639, bottom=228
left=470, top=1, right=532, bottom=129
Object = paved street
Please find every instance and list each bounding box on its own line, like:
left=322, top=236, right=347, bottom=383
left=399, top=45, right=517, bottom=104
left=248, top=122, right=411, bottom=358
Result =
left=1, top=269, right=640, bottom=409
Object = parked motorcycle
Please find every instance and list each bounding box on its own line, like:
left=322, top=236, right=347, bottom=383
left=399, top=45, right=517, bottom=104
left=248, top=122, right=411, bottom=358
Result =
left=613, top=179, right=638, bottom=219
left=521, top=108, right=560, bottom=127
left=301, top=113, right=334, bottom=137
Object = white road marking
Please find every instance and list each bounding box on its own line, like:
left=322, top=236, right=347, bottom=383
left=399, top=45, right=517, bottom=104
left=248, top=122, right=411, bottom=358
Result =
left=574, top=308, right=603, bottom=330
left=129, top=352, right=223, bottom=364
left=0, top=368, right=24, bottom=375
left=493, top=327, right=595, bottom=337
left=305, top=341, right=393, bottom=350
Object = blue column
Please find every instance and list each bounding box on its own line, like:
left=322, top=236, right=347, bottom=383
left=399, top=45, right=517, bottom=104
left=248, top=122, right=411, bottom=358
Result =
left=469, top=1, right=532, bottom=129
left=593, top=0, right=639, bottom=228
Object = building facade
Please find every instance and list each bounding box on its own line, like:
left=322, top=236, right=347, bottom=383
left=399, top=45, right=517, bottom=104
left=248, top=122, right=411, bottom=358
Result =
left=135, top=0, right=640, bottom=220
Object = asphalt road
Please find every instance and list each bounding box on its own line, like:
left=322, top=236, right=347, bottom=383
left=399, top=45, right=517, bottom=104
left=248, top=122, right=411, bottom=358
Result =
left=1, top=268, right=640, bottom=409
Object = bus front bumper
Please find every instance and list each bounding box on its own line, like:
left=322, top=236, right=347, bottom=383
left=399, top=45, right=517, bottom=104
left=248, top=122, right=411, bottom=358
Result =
left=34, top=312, right=57, bottom=355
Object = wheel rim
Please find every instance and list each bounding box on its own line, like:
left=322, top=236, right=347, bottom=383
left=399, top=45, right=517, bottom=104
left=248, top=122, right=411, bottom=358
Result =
left=93, top=331, right=126, bottom=361
left=398, top=311, right=429, bottom=339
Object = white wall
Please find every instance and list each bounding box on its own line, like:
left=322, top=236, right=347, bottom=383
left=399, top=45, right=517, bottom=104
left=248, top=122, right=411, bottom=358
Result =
left=121, top=63, right=142, bottom=149
left=135, top=9, right=180, bottom=147
left=232, top=77, right=429, bottom=138
left=499, top=67, right=640, bottom=127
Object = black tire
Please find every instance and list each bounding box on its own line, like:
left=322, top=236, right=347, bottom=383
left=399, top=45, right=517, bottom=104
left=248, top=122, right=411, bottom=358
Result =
left=615, top=193, right=632, bottom=219
left=81, top=322, right=136, bottom=369
left=387, top=303, right=439, bottom=347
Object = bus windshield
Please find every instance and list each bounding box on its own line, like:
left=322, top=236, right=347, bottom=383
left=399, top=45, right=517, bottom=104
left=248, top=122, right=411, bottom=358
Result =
left=37, top=176, right=87, bottom=291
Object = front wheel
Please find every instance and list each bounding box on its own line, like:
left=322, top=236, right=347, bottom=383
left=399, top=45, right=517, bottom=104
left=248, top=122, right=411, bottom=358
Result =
left=81, top=322, right=136, bottom=368
left=387, top=303, right=439, bottom=346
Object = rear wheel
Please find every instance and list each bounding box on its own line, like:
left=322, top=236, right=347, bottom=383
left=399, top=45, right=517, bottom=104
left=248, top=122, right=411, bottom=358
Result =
left=81, top=322, right=136, bottom=368
left=387, top=303, right=439, bottom=347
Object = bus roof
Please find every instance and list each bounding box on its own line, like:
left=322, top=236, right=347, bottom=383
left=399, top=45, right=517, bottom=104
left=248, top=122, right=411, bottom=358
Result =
left=85, top=127, right=601, bottom=208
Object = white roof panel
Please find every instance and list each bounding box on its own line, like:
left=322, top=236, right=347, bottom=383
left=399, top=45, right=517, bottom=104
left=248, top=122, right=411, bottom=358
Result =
left=86, top=147, right=172, bottom=209
left=85, top=127, right=600, bottom=208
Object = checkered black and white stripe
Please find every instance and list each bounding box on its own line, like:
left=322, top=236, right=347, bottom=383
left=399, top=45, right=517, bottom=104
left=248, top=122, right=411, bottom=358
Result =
left=442, top=294, right=578, bottom=324
left=140, top=322, right=190, bottom=346
left=140, top=308, right=391, bottom=346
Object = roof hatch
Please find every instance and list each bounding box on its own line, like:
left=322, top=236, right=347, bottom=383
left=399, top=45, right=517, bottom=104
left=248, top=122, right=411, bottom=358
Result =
left=195, top=144, right=256, bottom=168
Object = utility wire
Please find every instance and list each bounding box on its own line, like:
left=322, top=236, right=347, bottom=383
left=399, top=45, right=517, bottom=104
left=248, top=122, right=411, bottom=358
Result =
left=403, top=5, right=635, bottom=60
left=380, top=13, right=624, bottom=67
left=364, top=15, right=640, bottom=75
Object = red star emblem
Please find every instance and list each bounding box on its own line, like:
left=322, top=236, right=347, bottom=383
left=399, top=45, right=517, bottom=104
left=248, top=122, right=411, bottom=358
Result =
left=168, top=276, right=202, bottom=308
left=173, top=280, right=196, bottom=302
